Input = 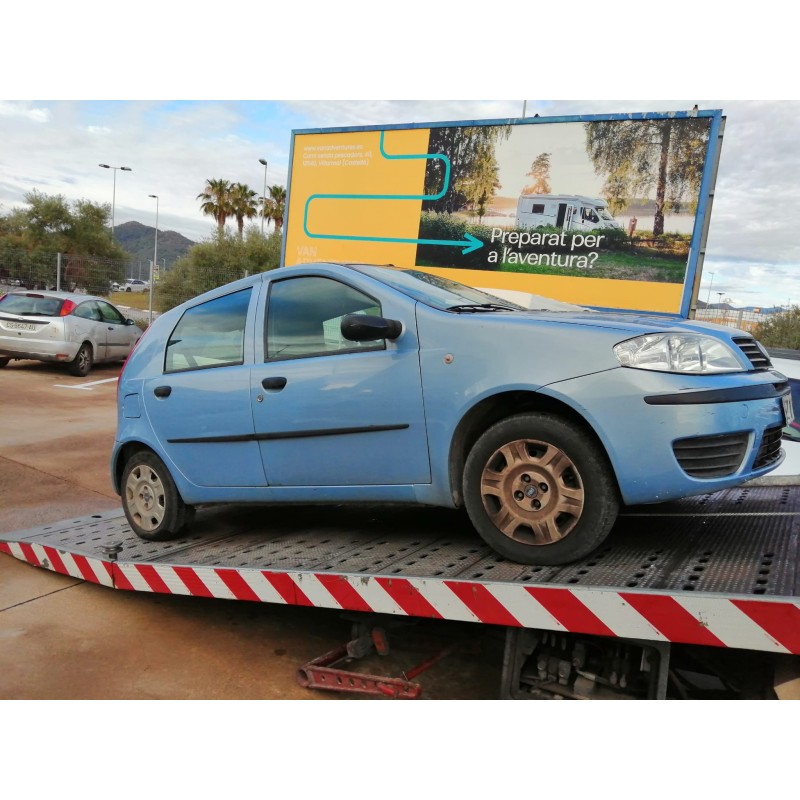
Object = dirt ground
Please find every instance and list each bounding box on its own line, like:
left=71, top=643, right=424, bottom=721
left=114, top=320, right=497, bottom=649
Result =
left=0, top=359, right=504, bottom=700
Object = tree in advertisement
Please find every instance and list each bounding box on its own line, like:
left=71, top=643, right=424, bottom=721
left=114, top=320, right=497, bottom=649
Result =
left=466, top=139, right=502, bottom=223
left=584, top=117, right=711, bottom=236
left=522, top=152, right=552, bottom=195
left=422, top=125, right=511, bottom=214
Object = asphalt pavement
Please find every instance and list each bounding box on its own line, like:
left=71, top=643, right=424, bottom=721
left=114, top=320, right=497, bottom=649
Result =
left=0, top=359, right=502, bottom=699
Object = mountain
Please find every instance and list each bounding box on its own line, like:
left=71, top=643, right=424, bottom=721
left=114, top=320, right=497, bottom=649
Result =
left=114, top=221, right=196, bottom=271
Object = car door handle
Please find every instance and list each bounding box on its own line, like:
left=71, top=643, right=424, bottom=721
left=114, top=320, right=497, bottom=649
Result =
left=261, top=377, right=287, bottom=391
left=154, top=386, right=172, bottom=398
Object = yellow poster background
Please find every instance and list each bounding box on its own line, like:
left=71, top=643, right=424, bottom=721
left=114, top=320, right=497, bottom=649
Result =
left=285, top=128, right=429, bottom=267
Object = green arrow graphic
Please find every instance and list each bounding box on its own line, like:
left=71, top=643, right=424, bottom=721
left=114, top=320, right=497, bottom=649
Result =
left=302, top=131, right=483, bottom=255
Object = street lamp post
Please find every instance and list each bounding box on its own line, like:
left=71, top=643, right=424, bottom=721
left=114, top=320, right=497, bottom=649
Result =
left=705, top=271, right=715, bottom=309
left=98, top=164, right=132, bottom=239
left=259, top=158, right=268, bottom=236
left=148, top=194, right=159, bottom=325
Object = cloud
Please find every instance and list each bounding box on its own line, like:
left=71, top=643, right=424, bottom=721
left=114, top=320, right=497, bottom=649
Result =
left=701, top=255, right=799, bottom=308
left=0, top=101, right=49, bottom=122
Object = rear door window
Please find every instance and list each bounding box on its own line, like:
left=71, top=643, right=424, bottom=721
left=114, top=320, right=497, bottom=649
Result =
left=74, top=301, right=102, bottom=321
left=165, top=289, right=252, bottom=373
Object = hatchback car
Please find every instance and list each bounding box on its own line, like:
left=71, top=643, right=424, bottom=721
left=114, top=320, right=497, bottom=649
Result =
left=112, top=263, right=789, bottom=565
left=0, top=290, right=142, bottom=376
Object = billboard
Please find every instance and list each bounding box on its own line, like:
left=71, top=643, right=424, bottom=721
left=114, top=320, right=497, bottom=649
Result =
left=283, top=110, right=723, bottom=316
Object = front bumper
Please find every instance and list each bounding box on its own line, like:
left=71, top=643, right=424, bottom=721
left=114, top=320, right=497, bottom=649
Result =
left=543, top=367, right=789, bottom=505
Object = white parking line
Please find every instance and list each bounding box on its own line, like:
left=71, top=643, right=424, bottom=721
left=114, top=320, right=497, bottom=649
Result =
left=53, top=377, right=119, bottom=391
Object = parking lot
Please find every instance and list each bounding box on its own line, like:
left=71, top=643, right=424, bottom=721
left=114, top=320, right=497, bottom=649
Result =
left=0, top=359, right=504, bottom=699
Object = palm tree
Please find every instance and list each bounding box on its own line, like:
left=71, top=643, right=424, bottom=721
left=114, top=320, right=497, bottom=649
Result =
left=263, top=184, right=287, bottom=233
left=197, top=179, right=233, bottom=237
left=229, top=183, right=258, bottom=239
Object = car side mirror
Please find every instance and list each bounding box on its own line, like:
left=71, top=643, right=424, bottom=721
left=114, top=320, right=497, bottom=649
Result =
left=125, top=318, right=136, bottom=326
left=341, top=314, right=402, bottom=342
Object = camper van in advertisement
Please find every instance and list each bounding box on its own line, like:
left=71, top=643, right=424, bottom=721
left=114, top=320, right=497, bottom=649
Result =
left=516, top=194, right=622, bottom=232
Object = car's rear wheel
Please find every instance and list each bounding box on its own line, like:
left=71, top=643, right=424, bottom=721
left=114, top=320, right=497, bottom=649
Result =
left=463, top=413, right=619, bottom=565
left=122, top=451, right=193, bottom=541
left=0, top=357, right=9, bottom=368
left=67, top=343, right=93, bottom=377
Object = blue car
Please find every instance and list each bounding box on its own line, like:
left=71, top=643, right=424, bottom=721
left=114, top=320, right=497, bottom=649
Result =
left=112, top=263, right=790, bottom=565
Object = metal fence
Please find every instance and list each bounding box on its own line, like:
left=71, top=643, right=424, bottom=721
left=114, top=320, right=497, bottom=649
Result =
left=0, top=248, right=266, bottom=325
left=693, top=307, right=774, bottom=333
left=0, top=248, right=131, bottom=297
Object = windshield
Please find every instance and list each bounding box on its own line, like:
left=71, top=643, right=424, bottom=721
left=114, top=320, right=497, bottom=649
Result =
left=0, top=293, right=65, bottom=317
left=349, top=265, right=587, bottom=312
left=349, top=266, right=525, bottom=311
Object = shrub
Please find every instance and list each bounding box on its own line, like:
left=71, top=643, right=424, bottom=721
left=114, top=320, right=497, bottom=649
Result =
left=753, top=306, right=800, bottom=350
left=156, top=228, right=281, bottom=312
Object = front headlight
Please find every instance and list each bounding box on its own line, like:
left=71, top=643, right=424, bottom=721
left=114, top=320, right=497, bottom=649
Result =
left=613, top=333, right=744, bottom=374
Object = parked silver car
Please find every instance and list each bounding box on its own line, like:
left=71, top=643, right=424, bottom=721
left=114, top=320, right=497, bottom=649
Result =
left=0, top=290, right=142, bottom=376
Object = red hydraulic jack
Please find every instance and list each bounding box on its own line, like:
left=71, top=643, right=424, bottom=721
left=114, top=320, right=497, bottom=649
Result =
left=296, top=619, right=460, bottom=699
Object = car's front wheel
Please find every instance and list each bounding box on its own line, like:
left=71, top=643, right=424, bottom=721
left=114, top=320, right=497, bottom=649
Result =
left=463, top=413, right=619, bottom=565
left=0, top=357, right=9, bottom=368
left=121, top=451, right=193, bottom=541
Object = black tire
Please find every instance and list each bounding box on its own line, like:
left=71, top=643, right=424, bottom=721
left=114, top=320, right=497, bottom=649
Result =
left=67, top=342, right=93, bottom=377
left=121, top=450, right=192, bottom=541
left=463, top=413, right=619, bottom=565
left=0, top=357, right=9, bottom=368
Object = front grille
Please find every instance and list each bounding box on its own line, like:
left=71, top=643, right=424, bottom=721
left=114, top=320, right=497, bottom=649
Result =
left=673, top=432, right=749, bottom=478
left=754, top=426, right=784, bottom=470
left=733, top=337, right=772, bottom=370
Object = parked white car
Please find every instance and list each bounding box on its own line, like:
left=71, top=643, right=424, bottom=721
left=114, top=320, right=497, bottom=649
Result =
left=0, top=290, right=142, bottom=376
left=123, top=279, right=149, bottom=293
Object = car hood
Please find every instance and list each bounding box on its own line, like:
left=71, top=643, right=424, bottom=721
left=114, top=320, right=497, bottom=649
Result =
left=500, top=309, right=746, bottom=338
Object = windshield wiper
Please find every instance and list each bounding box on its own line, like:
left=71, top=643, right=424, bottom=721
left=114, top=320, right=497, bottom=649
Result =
left=446, top=303, right=516, bottom=313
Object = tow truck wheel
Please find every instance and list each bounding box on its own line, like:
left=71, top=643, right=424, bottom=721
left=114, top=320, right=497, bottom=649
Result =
left=122, top=450, right=192, bottom=541
left=463, top=413, right=619, bottom=565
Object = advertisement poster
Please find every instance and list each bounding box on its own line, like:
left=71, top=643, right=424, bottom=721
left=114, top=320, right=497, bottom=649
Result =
left=284, top=111, right=722, bottom=315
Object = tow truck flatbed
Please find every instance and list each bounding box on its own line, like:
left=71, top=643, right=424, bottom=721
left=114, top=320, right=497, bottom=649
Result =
left=2, top=484, right=798, bottom=659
